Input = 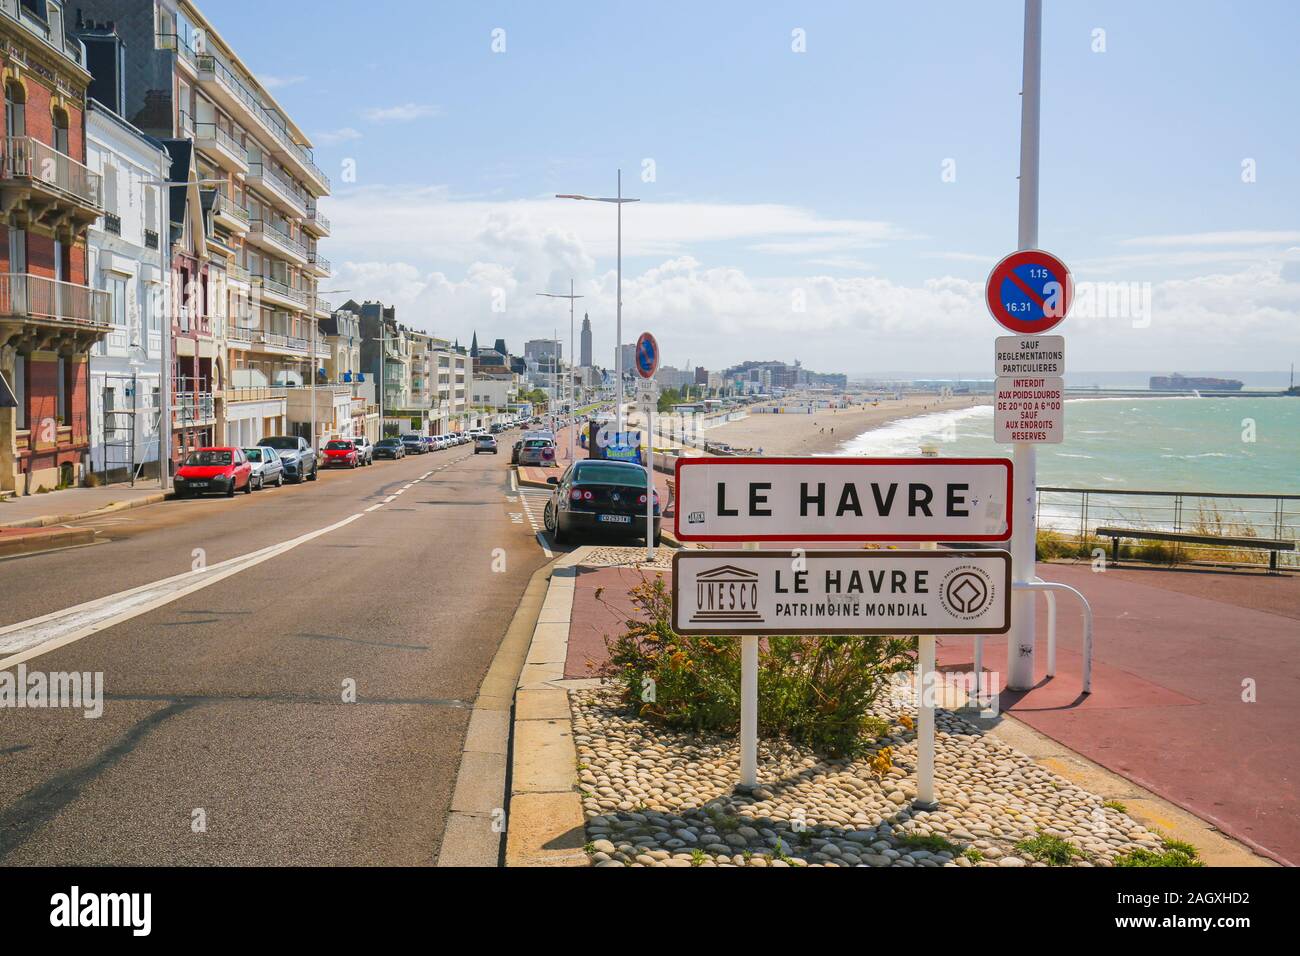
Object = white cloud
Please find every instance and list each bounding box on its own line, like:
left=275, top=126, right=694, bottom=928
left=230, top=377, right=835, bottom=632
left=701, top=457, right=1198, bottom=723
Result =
left=313, top=127, right=363, bottom=147
left=1119, top=230, right=1300, bottom=247
left=362, top=103, right=443, bottom=122
left=259, top=73, right=307, bottom=90
left=324, top=188, right=1300, bottom=373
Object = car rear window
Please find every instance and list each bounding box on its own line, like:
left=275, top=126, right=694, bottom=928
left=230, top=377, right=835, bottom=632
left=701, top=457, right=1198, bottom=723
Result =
left=243, top=448, right=264, bottom=462
left=575, top=463, right=647, bottom=486
left=260, top=437, right=297, bottom=450
left=326, top=441, right=353, bottom=450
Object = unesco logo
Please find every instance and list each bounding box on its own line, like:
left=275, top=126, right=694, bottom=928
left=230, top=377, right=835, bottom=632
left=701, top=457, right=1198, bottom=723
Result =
left=939, top=565, right=995, bottom=621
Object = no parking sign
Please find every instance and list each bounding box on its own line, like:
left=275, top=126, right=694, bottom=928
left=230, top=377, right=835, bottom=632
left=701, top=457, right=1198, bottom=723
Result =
left=986, top=249, right=1072, bottom=334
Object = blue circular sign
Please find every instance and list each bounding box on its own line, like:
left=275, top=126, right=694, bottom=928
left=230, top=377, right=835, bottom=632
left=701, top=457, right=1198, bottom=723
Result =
left=635, top=332, right=658, bottom=378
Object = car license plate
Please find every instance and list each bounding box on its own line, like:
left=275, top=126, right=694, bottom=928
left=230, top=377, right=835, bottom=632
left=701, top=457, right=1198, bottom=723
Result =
left=191, top=481, right=208, bottom=488
left=598, top=514, right=632, bottom=524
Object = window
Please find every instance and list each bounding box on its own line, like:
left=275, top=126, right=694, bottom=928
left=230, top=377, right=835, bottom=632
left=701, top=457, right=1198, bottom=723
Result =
left=12, top=354, right=26, bottom=429
left=8, top=228, right=25, bottom=274
left=145, top=282, right=161, bottom=332
left=52, top=109, right=69, bottom=156
left=109, top=276, right=127, bottom=327
left=56, top=357, right=67, bottom=422
left=5, top=81, right=25, bottom=139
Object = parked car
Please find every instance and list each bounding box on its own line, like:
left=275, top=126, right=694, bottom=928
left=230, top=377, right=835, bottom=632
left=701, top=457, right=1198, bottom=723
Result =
left=175, top=447, right=253, bottom=498
left=242, top=446, right=284, bottom=489
left=474, top=435, right=498, bottom=454
left=259, top=435, right=318, bottom=483
left=400, top=434, right=427, bottom=455
left=518, top=436, right=556, bottom=467
left=323, top=438, right=362, bottom=468
left=350, top=435, right=374, bottom=465
left=375, top=438, right=405, bottom=459
left=542, top=459, right=660, bottom=546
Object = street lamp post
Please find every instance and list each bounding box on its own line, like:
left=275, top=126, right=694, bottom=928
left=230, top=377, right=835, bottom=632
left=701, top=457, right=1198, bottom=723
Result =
left=557, top=170, right=639, bottom=437
left=537, top=280, right=583, bottom=462
left=306, top=288, right=349, bottom=453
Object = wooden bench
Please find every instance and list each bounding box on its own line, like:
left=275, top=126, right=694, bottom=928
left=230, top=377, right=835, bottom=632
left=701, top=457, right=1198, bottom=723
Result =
left=1094, top=526, right=1296, bottom=572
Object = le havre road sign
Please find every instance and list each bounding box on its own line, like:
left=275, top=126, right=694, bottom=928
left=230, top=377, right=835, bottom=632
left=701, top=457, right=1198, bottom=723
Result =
left=673, top=457, right=1013, bottom=542
left=671, top=549, right=1011, bottom=636
left=986, top=249, right=1073, bottom=335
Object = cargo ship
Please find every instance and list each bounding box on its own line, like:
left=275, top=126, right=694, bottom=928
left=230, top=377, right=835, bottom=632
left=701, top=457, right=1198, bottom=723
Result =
left=1149, top=373, right=1244, bottom=391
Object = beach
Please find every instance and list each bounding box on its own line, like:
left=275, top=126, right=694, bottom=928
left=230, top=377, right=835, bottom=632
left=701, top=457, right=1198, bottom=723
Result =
left=693, top=394, right=990, bottom=456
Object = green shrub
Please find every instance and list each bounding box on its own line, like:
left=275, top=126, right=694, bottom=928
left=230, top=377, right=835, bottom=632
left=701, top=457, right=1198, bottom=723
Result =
left=898, top=834, right=960, bottom=854
left=601, top=575, right=916, bottom=757
left=1115, top=836, right=1203, bottom=868
left=1014, top=832, right=1085, bottom=866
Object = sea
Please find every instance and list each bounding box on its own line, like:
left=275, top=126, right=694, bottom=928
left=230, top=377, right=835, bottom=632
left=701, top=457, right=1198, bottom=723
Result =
left=836, top=396, right=1299, bottom=541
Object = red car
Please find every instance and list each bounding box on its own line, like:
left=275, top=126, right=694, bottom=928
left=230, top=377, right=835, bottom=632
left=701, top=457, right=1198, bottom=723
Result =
left=174, top=447, right=253, bottom=497
left=323, top=438, right=361, bottom=468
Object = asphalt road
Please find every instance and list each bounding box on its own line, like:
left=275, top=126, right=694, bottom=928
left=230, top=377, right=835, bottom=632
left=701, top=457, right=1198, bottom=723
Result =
left=0, top=444, right=548, bottom=865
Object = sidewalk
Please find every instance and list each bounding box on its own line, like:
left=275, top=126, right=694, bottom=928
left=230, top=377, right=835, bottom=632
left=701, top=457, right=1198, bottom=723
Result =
left=0, top=484, right=166, bottom=529
left=561, top=558, right=1292, bottom=865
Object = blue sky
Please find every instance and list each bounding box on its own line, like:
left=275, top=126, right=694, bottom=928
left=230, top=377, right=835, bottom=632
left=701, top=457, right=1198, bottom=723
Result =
left=214, top=0, right=1300, bottom=375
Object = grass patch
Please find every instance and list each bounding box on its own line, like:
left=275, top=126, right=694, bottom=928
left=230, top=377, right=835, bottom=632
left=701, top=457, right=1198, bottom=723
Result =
left=1103, top=800, right=1127, bottom=813
left=689, top=848, right=707, bottom=867
left=962, top=847, right=984, bottom=863
left=1115, top=836, right=1204, bottom=868
left=1014, top=832, right=1086, bottom=866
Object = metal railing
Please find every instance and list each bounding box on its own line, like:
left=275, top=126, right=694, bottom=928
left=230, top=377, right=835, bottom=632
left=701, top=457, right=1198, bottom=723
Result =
left=211, top=192, right=249, bottom=226
left=1037, top=486, right=1300, bottom=568
left=194, top=122, right=247, bottom=163
left=254, top=274, right=308, bottom=306
left=247, top=161, right=307, bottom=213
left=0, top=273, right=111, bottom=327
left=173, top=390, right=215, bottom=425
left=195, top=51, right=329, bottom=190
left=226, top=385, right=287, bottom=403
left=1, top=136, right=102, bottom=208
left=305, top=203, right=330, bottom=232
left=309, top=250, right=331, bottom=274
left=248, top=218, right=307, bottom=259
left=144, top=229, right=160, bottom=250
left=103, top=213, right=121, bottom=235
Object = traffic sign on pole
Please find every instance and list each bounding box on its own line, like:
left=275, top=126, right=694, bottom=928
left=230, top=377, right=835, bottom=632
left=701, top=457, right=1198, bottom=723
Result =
left=995, top=334, right=1064, bottom=376
left=635, top=332, right=658, bottom=378
left=995, top=375, right=1064, bottom=443
left=986, top=249, right=1072, bottom=334
left=671, top=549, right=1011, bottom=636
left=673, top=457, right=1013, bottom=542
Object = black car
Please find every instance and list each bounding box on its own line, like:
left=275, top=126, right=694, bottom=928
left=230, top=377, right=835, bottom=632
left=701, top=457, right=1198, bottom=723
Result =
left=375, top=438, right=405, bottom=459
left=542, top=459, right=660, bottom=546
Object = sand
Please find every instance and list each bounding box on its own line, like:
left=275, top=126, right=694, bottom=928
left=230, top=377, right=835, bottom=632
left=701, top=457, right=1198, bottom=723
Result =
left=683, top=394, right=989, bottom=457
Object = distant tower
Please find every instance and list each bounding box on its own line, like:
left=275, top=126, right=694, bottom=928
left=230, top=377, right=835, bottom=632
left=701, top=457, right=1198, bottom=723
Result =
left=580, top=313, right=593, bottom=367
left=470, top=332, right=479, bottom=358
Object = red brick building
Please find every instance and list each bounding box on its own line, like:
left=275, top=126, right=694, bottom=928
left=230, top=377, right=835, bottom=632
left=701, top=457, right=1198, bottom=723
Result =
left=0, top=1, right=109, bottom=494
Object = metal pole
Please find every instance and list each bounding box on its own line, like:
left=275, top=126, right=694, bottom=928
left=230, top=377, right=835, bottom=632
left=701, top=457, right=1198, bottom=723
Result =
left=159, top=165, right=172, bottom=492
left=615, top=168, right=624, bottom=438
left=1008, top=0, right=1042, bottom=691
left=915, top=536, right=939, bottom=809
left=645, top=395, right=654, bottom=562
left=569, top=278, right=575, bottom=462
left=309, top=305, right=317, bottom=453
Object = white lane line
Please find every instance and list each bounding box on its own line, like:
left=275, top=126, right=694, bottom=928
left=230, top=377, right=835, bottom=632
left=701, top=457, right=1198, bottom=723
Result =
left=364, top=503, right=384, bottom=513
left=510, top=470, right=518, bottom=492
left=536, top=533, right=554, bottom=558
left=384, top=495, right=398, bottom=502
left=0, top=512, right=366, bottom=669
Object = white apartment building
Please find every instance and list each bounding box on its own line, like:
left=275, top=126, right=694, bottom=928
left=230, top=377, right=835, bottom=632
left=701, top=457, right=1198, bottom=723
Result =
left=85, top=100, right=171, bottom=483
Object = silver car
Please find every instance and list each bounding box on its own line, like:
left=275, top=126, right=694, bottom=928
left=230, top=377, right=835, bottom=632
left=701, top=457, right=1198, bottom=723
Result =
left=242, top=446, right=284, bottom=489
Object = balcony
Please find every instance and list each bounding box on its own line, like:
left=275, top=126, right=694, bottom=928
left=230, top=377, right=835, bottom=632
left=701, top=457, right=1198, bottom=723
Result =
left=211, top=191, right=250, bottom=234
left=0, top=273, right=111, bottom=348
left=156, top=32, right=199, bottom=76
left=1, top=136, right=103, bottom=234
left=307, top=250, right=331, bottom=277
left=247, top=219, right=308, bottom=265
left=173, top=391, right=216, bottom=428
left=303, top=202, right=330, bottom=237
left=194, top=122, right=248, bottom=173
left=253, top=274, right=309, bottom=310
left=247, top=161, right=306, bottom=217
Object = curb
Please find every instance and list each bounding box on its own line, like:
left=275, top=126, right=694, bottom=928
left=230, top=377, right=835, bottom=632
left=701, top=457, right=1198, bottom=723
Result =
left=0, top=526, right=98, bottom=559
left=504, top=546, right=595, bottom=867
left=436, top=556, right=556, bottom=867
left=0, top=491, right=168, bottom=530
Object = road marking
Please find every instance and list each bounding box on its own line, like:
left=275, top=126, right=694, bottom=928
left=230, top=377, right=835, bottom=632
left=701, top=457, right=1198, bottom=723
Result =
left=364, top=503, right=384, bottom=513
left=384, top=495, right=398, bottom=503
left=536, top=533, right=554, bottom=558
left=0, top=513, right=366, bottom=669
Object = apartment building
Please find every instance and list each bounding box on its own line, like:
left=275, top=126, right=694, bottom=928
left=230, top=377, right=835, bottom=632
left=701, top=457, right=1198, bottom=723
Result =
left=431, top=338, right=471, bottom=434
left=0, top=0, right=110, bottom=495
left=84, top=95, right=170, bottom=482
left=78, top=0, right=330, bottom=454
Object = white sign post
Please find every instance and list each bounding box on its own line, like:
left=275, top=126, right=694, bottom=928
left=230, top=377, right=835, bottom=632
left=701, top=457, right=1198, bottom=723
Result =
left=638, top=379, right=659, bottom=562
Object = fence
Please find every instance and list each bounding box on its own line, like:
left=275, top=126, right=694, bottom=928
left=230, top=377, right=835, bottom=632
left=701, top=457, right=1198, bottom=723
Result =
left=1036, top=486, right=1300, bottom=568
